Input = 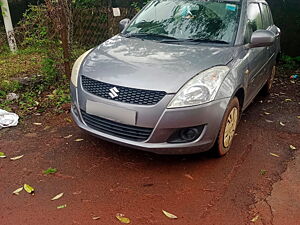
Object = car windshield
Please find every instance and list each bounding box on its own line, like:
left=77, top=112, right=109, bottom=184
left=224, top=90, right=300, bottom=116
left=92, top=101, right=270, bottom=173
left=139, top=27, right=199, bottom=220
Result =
left=123, top=0, right=241, bottom=44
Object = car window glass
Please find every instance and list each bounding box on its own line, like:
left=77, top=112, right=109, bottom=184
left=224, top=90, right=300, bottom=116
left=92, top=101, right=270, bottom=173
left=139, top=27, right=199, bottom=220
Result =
left=245, top=3, right=263, bottom=43
left=260, top=4, right=271, bottom=29
left=124, top=0, right=241, bottom=43
left=266, top=5, right=274, bottom=25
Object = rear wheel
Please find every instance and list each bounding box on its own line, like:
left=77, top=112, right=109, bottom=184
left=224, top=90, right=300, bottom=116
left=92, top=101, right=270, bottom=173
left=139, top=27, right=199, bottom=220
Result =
left=214, top=97, right=240, bottom=157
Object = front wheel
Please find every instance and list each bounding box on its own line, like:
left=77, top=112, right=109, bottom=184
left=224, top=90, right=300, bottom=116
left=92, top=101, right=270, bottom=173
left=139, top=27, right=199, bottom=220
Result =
left=214, top=97, right=240, bottom=157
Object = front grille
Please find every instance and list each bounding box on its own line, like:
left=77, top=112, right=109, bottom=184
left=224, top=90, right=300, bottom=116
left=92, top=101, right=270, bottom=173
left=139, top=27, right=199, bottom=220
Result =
left=81, top=110, right=153, bottom=141
left=81, top=75, right=166, bottom=105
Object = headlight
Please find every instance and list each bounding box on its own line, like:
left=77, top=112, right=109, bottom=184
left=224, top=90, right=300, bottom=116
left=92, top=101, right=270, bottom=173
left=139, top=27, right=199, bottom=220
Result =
left=71, top=49, right=93, bottom=87
left=167, top=66, right=229, bottom=108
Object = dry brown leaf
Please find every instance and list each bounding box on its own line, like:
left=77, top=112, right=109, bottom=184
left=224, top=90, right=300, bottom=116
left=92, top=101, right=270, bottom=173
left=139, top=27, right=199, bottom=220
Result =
left=251, top=215, right=259, bottom=222
left=265, top=119, right=273, bottom=123
left=13, top=187, right=23, bottom=195
left=289, top=145, right=297, bottom=150
left=92, top=216, right=100, bottom=220
left=116, top=213, right=130, bottom=224
left=51, top=193, right=64, bottom=201
left=270, top=153, right=280, bottom=158
left=279, top=122, right=285, bottom=126
left=33, top=122, right=42, bottom=126
left=75, top=138, right=84, bottom=142
left=10, top=155, right=24, bottom=161
left=64, top=135, right=73, bottom=139
left=162, top=210, right=178, bottom=219
left=184, top=174, right=194, bottom=180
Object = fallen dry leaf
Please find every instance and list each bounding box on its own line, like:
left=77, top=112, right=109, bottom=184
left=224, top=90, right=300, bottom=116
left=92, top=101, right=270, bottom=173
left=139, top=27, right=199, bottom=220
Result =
left=51, top=193, right=64, bottom=201
left=57, top=204, right=67, bottom=209
left=265, top=119, right=273, bottom=123
left=72, top=190, right=82, bottom=195
left=92, top=216, right=100, bottom=220
left=64, top=135, right=73, bottom=139
left=65, top=118, right=72, bottom=123
left=33, top=122, right=42, bottom=126
left=284, top=98, right=292, bottom=102
left=297, top=116, right=300, bottom=119
left=270, top=153, right=280, bottom=158
left=289, top=145, right=297, bottom=150
left=251, top=215, right=259, bottom=222
left=13, top=187, right=23, bottom=195
left=279, top=122, right=285, bottom=126
left=0, top=152, right=6, bottom=158
left=116, top=213, right=131, bottom=224
left=24, top=184, right=35, bottom=194
left=10, top=155, right=24, bottom=161
left=264, top=112, right=271, bottom=115
left=184, top=174, right=194, bottom=180
left=75, top=138, right=84, bottom=142
left=162, top=210, right=178, bottom=219
left=43, top=126, right=51, bottom=130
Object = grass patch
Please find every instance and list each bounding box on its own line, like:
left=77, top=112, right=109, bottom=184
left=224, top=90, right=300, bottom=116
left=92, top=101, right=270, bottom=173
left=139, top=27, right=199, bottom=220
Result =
left=0, top=50, right=44, bottom=80
left=0, top=46, right=72, bottom=117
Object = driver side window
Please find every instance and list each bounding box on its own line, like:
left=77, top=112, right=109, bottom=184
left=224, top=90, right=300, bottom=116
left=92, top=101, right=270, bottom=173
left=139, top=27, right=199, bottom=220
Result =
left=245, top=3, right=263, bottom=44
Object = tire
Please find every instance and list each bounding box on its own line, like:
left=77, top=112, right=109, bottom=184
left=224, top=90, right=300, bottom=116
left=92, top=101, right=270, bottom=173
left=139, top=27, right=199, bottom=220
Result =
left=214, top=97, right=240, bottom=157
left=261, top=65, right=276, bottom=96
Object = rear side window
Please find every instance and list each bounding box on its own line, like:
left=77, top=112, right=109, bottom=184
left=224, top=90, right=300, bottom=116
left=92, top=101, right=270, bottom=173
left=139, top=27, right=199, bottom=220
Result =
left=245, top=3, right=263, bottom=43
left=260, top=4, right=272, bottom=29
left=266, top=5, right=274, bottom=26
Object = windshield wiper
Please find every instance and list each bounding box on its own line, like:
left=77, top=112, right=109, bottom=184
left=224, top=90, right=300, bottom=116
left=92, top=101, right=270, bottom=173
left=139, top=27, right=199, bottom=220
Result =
left=184, top=38, right=229, bottom=44
left=124, top=33, right=179, bottom=41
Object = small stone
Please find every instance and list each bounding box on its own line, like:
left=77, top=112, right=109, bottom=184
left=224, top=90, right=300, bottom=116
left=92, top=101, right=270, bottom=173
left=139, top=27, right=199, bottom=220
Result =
left=6, top=93, right=19, bottom=101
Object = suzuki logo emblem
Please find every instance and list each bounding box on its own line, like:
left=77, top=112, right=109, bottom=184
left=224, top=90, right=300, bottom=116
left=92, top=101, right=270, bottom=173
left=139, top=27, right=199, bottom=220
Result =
left=109, top=87, right=119, bottom=98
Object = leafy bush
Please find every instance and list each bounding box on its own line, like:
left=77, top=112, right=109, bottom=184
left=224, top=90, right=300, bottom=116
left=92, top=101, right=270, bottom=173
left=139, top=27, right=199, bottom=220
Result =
left=280, top=54, right=300, bottom=70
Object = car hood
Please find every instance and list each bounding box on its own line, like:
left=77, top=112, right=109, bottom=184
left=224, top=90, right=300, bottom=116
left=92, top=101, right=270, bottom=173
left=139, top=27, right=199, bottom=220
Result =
left=81, top=35, right=234, bottom=93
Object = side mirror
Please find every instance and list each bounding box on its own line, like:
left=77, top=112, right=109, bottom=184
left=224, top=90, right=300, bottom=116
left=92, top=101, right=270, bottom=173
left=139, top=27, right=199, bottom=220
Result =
left=119, top=18, right=130, bottom=32
left=249, top=30, right=275, bottom=48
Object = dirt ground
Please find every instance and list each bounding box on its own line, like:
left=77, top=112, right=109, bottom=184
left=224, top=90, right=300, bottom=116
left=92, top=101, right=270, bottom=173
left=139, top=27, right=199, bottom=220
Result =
left=0, top=74, right=299, bottom=225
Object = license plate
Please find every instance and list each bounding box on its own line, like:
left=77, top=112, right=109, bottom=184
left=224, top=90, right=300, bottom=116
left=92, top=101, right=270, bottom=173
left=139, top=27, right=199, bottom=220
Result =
left=86, top=100, right=136, bottom=125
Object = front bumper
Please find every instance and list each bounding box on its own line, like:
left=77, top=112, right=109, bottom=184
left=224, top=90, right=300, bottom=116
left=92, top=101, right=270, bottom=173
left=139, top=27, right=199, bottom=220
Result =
left=71, top=82, right=230, bottom=155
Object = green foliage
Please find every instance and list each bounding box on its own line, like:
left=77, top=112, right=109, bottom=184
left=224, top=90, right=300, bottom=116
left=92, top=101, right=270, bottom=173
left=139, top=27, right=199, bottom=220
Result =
left=43, top=168, right=58, bottom=174
left=131, top=0, right=151, bottom=11
left=73, top=0, right=106, bottom=8
left=18, top=5, right=57, bottom=49
left=281, top=54, right=300, bottom=70
left=0, top=80, right=22, bottom=93
left=41, top=57, right=59, bottom=84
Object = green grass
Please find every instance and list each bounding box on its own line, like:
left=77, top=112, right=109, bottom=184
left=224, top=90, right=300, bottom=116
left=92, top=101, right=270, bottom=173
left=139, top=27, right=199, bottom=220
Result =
left=0, top=46, right=72, bottom=117
left=0, top=50, right=44, bottom=80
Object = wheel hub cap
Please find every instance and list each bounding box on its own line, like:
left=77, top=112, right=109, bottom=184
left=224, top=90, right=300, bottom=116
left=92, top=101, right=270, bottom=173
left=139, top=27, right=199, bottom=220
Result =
left=223, top=107, right=238, bottom=148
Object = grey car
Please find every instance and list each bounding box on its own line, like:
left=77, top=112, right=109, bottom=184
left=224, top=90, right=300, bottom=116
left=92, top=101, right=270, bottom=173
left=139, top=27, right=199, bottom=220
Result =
left=70, top=0, right=280, bottom=156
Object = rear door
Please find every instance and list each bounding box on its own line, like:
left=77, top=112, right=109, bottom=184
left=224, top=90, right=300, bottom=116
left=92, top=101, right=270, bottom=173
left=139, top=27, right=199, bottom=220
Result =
left=260, top=3, right=280, bottom=62
left=244, top=2, right=268, bottom=104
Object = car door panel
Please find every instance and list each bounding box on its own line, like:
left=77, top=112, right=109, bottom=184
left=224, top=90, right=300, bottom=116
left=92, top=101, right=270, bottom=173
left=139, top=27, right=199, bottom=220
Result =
left=245, top=47, right=267, bottom=104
